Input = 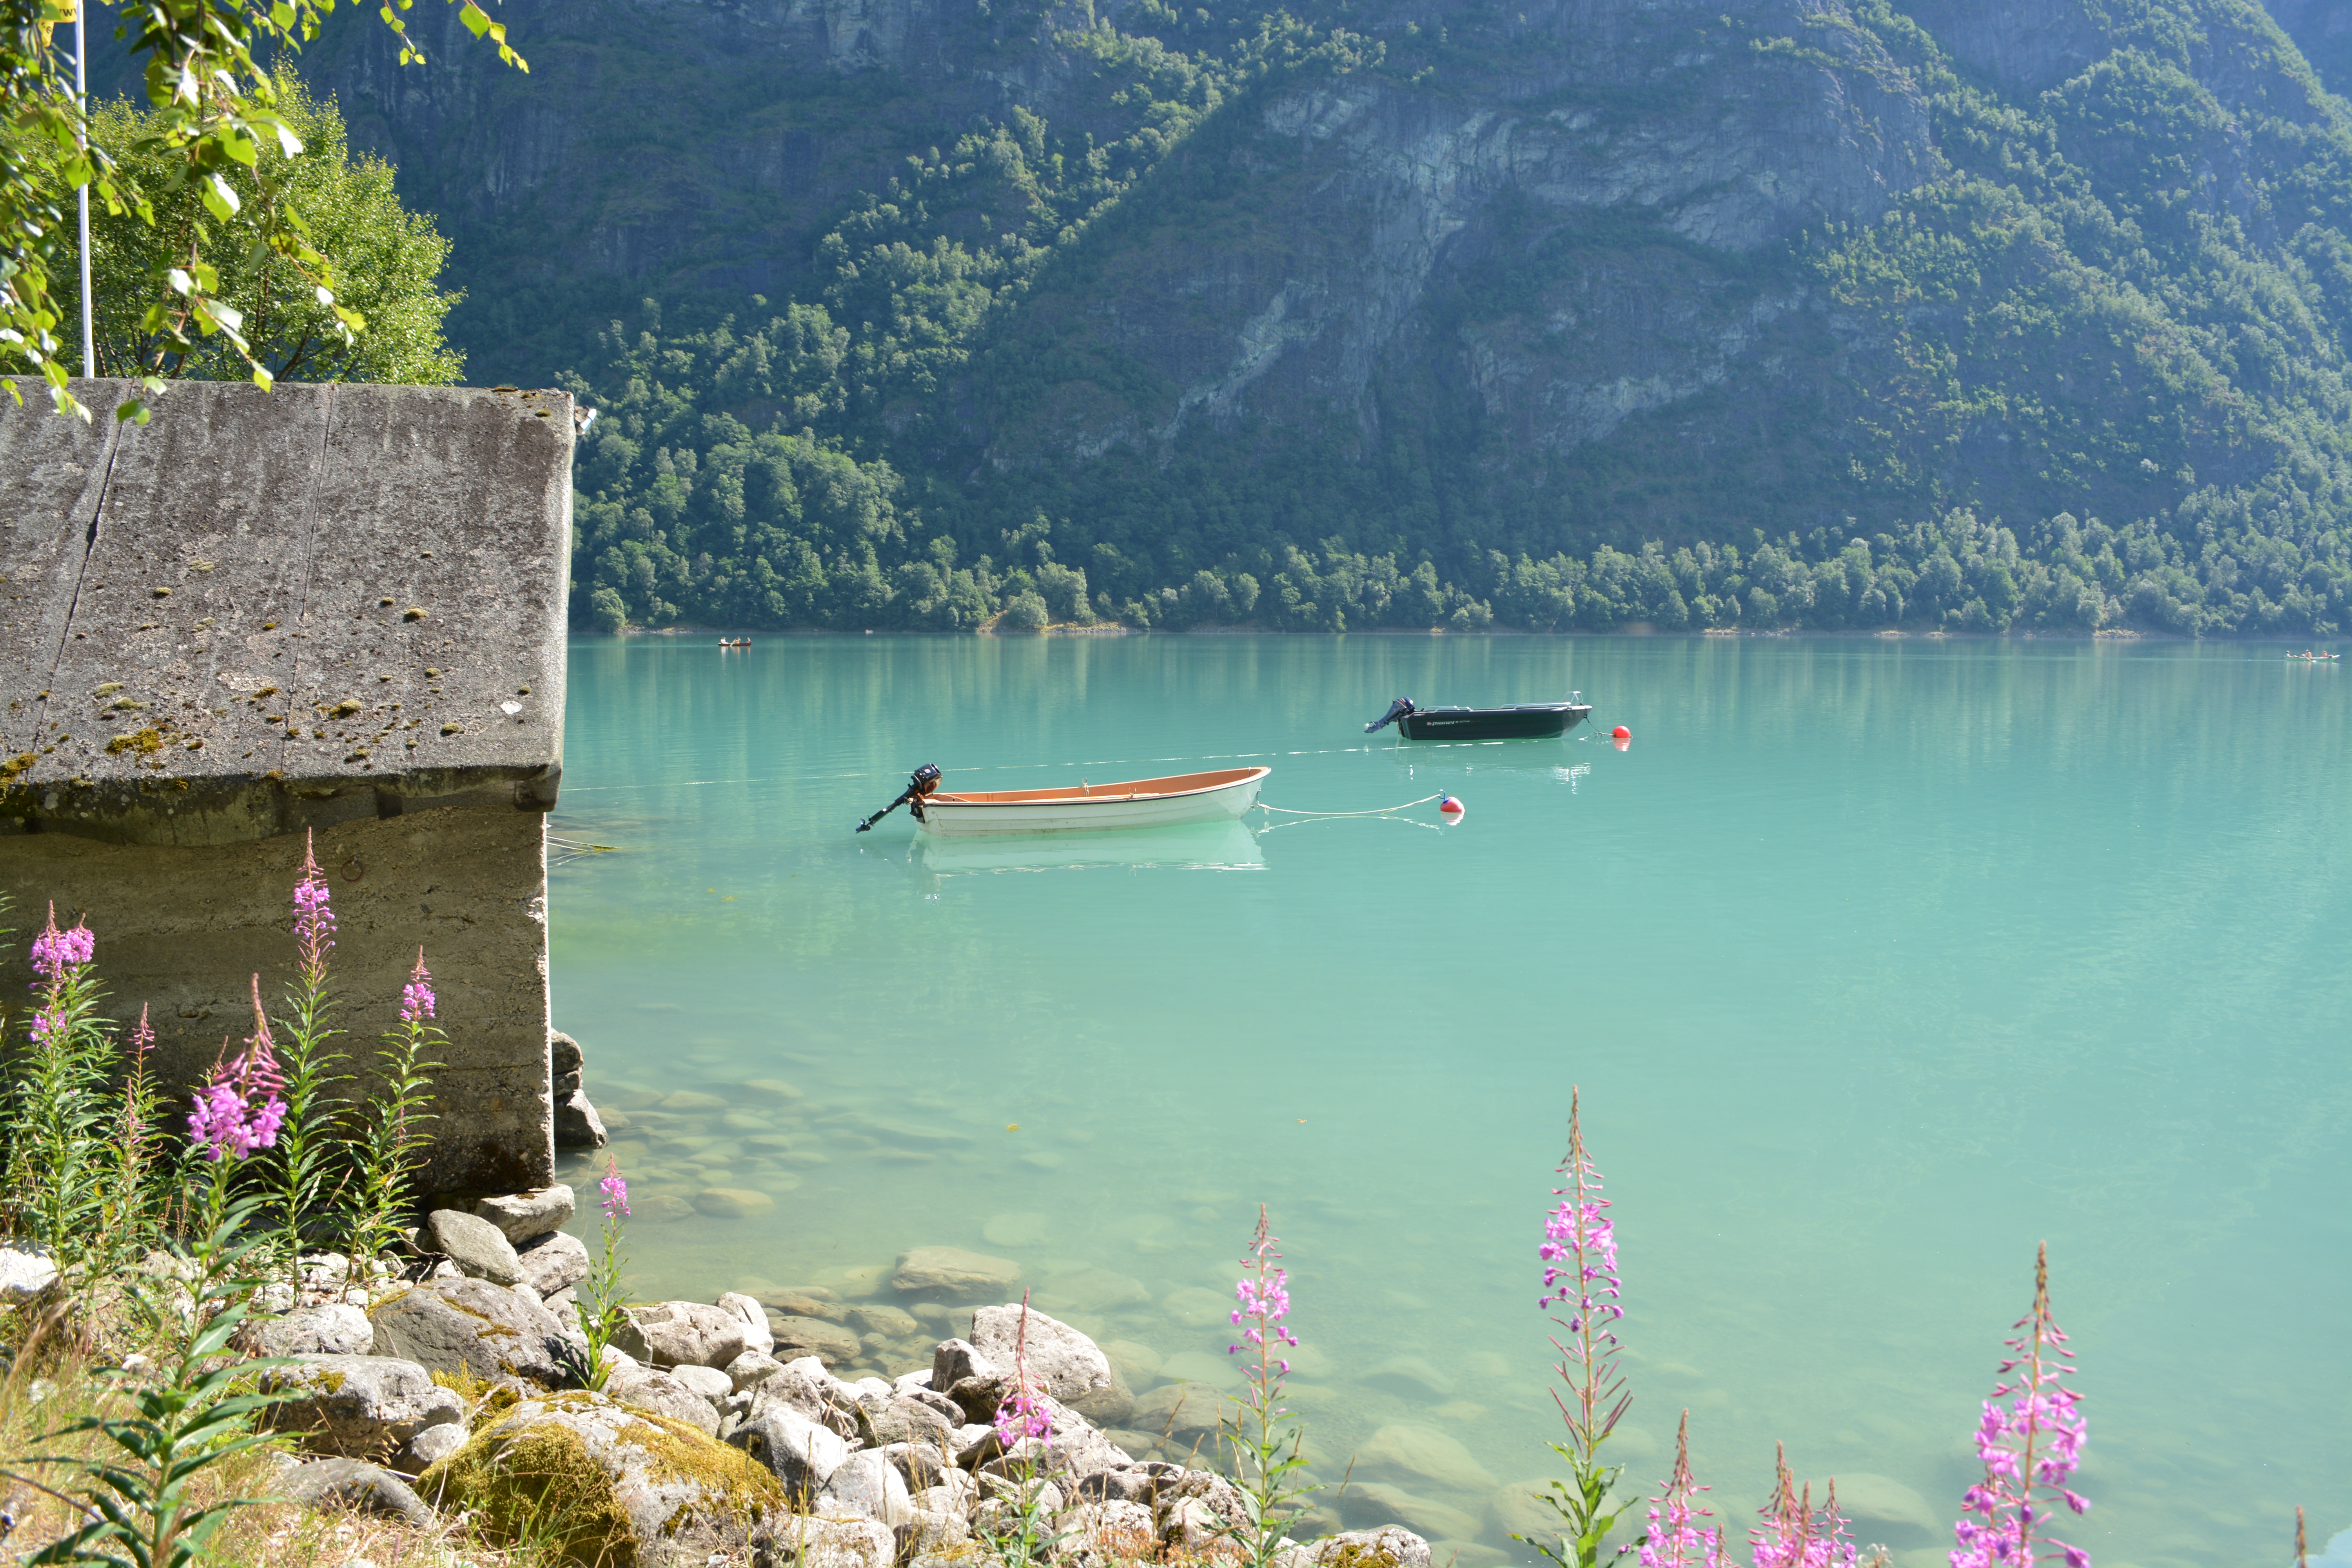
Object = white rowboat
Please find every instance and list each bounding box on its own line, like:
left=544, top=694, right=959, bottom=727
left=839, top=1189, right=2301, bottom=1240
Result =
left=916, top=766, right=1270, bottom=836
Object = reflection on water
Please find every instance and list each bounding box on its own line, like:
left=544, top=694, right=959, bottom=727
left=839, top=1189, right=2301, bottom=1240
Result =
left=912, top=817, right=1268, bottom=876
left=549, top=633, right=2349, bottom=1568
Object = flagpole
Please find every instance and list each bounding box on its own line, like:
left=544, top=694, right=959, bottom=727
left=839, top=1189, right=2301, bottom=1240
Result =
left=74, top=0, right=93, bottom=377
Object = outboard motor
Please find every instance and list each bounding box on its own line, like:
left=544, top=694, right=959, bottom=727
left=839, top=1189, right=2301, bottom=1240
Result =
left=1365, top=697, right=1417, bottom=735
left=856, top=763, right=943, bottom=832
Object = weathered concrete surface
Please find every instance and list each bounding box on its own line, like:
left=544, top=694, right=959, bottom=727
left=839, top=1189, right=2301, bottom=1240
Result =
left=0, top=377, right=571, bottom=839
left=0, top=804, right=553, bottom=1191
left=0, top=377, right=572, bottom=1192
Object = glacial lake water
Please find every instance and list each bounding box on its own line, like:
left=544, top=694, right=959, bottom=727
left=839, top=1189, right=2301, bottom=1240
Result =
left=546, top=633, right=2348, bottom=1568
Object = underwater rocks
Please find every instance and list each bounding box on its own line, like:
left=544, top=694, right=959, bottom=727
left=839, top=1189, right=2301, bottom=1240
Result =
left=891, top=1245, right=1025, bottom=1300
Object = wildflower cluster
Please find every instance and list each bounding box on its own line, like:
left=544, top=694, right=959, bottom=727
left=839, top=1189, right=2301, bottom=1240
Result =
left=994, top=1294, right=1053, bottom=1447
left=1639, top=1414, right=1717, bottom=1568
left=1749, top=1448, right=1856, bottom=1568
left=185, top=979, right=289, bottom=1163
left=28, top=905, right=95, bottom=1045
left=1951, top=1243, right=2092, bottom=1568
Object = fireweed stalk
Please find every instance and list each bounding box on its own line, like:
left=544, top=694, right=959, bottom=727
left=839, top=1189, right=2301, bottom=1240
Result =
left=1949, top=1244, right=2091, bottom=1568
left=1639, top=1412, right=1721, bottom=1568
left=979, top=1293, right=1066, bottom=1568
left=1221, top=1205, right=1314, bottom=1568
left=578, top=1156, right=633, bottom=1389
left=267, top=832, right=353, bottom=1283
left=340, top=949, right=443, bottom=1299
left=1750, top=1446, right=1856, bottom=1568
left=95, top=1005, right=168, bottom=1262
left=186, top=988, right=291, bottom=1241
left=7, top=906, right=120, bottom=1259
left=1522, top=1087, right=1641, bottom=1568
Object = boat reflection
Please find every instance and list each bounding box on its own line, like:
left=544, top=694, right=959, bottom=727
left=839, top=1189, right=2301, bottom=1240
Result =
left=913, top=816, right=1265, bottom=876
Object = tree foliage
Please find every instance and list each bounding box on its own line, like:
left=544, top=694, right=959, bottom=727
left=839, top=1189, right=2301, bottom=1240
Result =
left=20, top=80, right=463, bottom=383
left=0, top=0, right=517, bottom=419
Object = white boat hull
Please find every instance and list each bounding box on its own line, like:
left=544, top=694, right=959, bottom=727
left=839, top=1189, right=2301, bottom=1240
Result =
left=916, top=768, right=1266, bottom=836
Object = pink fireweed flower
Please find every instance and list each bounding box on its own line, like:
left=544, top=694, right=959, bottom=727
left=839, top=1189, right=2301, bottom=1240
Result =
left=1748, top=1457, right=1855, bottom=1568
left=993, top=1292, right=1053, bottom=1448
left=128, top=1004, right=155, bottom=1057
left=187, top=976, right=290, bottom=1162
left=1949, top=1243, right=2091, bottom=1568
left=293, top=829, right=336, bottom=980
left=401, top=948, right=436, bottom=1024
left=29, top=902, right=94, bottom=984
left=1540, top=1087, right=1628, bottom=1455
left=1639, top=1411, right=1719, bottom=1568
left=599, top=1156, right=630, bottom=1220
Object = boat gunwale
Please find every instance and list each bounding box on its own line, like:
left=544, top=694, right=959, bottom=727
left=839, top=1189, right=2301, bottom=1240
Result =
left=925, top=765, right=1269, bottom=809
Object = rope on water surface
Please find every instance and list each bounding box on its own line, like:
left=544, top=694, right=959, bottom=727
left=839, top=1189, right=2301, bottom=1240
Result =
left=1256, top=793, right=1445, bottom=818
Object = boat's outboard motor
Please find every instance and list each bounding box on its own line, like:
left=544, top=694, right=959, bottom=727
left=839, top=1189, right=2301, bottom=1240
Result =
left=856, top=763, right=942, bottom=833
left=1365, top=697, right=1417, bottom=735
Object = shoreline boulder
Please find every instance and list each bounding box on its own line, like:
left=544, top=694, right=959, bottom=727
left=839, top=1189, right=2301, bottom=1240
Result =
left=421, top=1390, right=789, bottom=1568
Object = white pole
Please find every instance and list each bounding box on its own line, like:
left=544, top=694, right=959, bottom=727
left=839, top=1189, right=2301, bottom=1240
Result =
left=74, top=0, right=93, bottom=377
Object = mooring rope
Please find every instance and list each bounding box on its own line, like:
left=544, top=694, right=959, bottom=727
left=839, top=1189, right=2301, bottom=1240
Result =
left=1256, top=793, right=1445, bottom=818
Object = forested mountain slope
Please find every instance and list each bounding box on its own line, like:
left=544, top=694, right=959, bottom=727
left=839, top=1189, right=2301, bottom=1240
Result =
left=287, top=0, right=2352, bottom=634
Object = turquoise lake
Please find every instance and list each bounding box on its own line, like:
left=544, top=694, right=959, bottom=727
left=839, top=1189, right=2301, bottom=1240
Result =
left=547, top=633, right=2349, bottom=1568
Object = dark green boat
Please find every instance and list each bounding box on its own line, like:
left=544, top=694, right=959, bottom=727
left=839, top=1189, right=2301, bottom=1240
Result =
left=1365, top=697, right=1593, bottom=740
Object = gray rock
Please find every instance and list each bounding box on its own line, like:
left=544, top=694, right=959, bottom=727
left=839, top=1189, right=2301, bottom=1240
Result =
left=716, top=1291, right=776, bottom=1356
left=395, top=1421, right=468, bottom=1474
left=820, top=1447, right=913, bottom=1525
left=1066, top=1372, right=1135, bottom=1430
left=767, top=1516, right=894, bottom=1568
left=423, top=1209, right=524, bottom=1287
left=554, top=1068, right=583, bottom=1098
left=473, top=1185, right=576, bottom=1245
left=726, top=1350, right=784, bottom=1392
left=969, top=1305, right=1118, bottom=1408
left=670, top=1362, right=734, bottom=1410
left=514, top=1230, right=590, bottom=1298
left=883, top=1440, right=956, bottom=1494
left=930, top=1338, right=998, bottom=1389
left=865, top=1394, right=954, bottom=1450
left=617, top=1299, right=765, bottom=1370
left=1155, top=1468, right=1257, bottom=1551
left=748, top=1356, right=864, bottom=1441
left=368, top=1278, right=584, bottom=1386
left=0, top=1247, right=58, bottom=1305
left=425, top=1390, right=791, bottom=1567
left=733, top=1403, right=851, bottom=1499
left=550, top=1031, right=584, bottom=1077
left=969, top=1394, right=1132, bottom=1481
left=262, top=1355, right=463, bottom=1457
left=250, top=1304, right=373, bottom=1358
left=1274, top=1527, right=1434, bottom=1568
left=768, top=1314, right=862, bottom=1367
left=279, top=1458, right=434, bottom=1527
left=554, top=1088, right=608, bottom=1151
left=606, top=1366, right=722, bottom=1437
left=890, top=1246, right=1024, bottom=1302
left=1059, top=1498, right=1160, bottom=1565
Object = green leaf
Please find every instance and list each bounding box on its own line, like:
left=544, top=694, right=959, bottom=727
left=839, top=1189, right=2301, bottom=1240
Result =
left=458, top=1, right=491, bottom=37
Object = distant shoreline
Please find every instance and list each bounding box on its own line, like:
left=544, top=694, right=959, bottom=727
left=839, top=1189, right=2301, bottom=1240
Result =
left=587, top=623, right=2346, bottom=645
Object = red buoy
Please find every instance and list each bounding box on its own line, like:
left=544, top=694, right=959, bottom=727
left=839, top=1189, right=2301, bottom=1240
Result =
left=1439, top=796, right=1464, bottom=817
left=1611, top=725, right=1630, bottom=739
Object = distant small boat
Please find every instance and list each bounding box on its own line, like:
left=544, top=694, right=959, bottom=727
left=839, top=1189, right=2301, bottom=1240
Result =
left=1365, top=697, right=1592, bottom=740
left=719, top=637, right=753, bottom=648
left=857, top=764, right=1269, bottom=836
left=2286, top=649, right=2338, bottom=662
